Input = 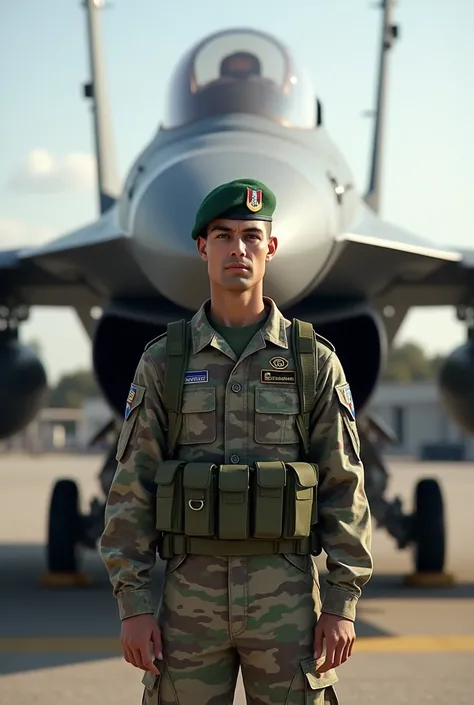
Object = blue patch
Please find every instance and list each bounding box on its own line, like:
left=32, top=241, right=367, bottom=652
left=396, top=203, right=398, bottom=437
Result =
left=184, top=370, right=208, bottom=385
left=341, top=383, right=355, bottom=419
left=125, top=383, right=137, bottom=420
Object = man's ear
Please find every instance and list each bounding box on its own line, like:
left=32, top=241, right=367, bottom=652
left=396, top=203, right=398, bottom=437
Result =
left=196, top=235, right=208, bottom=261
left=265, top=235, right=278, bottom=261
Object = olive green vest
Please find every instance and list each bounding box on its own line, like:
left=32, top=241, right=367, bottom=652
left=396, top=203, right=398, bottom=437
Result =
left=155, top=318, right=328, bottom=558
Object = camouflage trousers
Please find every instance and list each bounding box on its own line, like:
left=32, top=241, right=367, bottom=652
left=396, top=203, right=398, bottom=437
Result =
left=141, top=553, right=339, bottom=705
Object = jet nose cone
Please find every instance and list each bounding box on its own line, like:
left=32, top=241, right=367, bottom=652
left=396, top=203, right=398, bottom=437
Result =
left=130, top=144, right=334, bottom=310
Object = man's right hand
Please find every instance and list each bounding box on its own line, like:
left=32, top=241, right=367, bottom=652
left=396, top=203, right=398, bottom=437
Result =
left=121, top=614, right=163, bottom=675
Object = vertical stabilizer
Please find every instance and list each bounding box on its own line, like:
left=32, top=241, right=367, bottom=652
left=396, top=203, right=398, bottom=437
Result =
left=364, top=0, right=399, bottom=214
left=82, top=0, right=120, bottom=214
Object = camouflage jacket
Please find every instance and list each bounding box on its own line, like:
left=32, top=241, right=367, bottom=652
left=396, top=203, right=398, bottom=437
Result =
left=99, top=297, right=373, bottom=622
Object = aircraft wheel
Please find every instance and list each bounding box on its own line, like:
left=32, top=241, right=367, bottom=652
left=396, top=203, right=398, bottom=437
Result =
left=412, top=478, right=445, bottom=573
left=46, top=478, right=82, bottom=573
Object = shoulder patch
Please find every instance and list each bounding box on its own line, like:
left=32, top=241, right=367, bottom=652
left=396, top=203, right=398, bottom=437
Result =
left=335, top=382, right=355, bottom=419
left=314, top=332, right=335, bottom=352
left=124, top=383, right=145, bottom=419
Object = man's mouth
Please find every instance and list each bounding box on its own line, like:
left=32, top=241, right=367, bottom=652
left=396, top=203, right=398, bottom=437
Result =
left=225, top=263, right=249, bottom=270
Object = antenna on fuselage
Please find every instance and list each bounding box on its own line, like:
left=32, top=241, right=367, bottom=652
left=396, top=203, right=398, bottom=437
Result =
left=364, top=0, right=399, bottom=214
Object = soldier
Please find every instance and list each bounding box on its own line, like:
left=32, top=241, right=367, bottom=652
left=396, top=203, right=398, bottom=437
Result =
left=100, top=178, right=373, bottom=705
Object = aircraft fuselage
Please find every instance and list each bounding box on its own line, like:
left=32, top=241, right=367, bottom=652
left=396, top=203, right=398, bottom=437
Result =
left=118, top=114, right=357, bottom=311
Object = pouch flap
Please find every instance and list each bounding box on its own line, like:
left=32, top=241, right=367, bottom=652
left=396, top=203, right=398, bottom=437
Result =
left=181, top=387, right=216, bottom=413
left=287, top=462, right=317, bottom=489
left=255, top=387, right=299, bottom=414
left=155, top=460, right=183, bottom=485
left=218, top=465, right=250, bottom=491
left=255, top=461, right=287, bottom=488
left=300, top=658, right=339, bottom=690
left=183, top=462, right=215, bottom=489
left=141, top=669, right=160, bottom=691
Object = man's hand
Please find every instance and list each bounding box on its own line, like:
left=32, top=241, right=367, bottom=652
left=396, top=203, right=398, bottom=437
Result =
left=313, top=613, right=355, bottom=673
left=121, top=614, right=163, bottom=675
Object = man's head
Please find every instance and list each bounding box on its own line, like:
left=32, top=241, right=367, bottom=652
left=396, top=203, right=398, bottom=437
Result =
left=192, top=179, right=278, bottom=292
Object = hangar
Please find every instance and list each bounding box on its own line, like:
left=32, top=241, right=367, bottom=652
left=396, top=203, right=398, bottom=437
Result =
left=370, top=381, right=474, bottom=461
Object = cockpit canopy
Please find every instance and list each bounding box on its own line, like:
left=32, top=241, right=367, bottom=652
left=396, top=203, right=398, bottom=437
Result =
left=162, top=29, right=317, bottom=130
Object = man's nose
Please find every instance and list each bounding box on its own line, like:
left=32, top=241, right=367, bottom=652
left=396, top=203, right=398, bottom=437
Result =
left=230, top=238, right=246, bottom=256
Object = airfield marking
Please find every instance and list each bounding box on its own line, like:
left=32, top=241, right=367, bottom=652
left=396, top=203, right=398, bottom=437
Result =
left=354, top=635, right=474, bottom=652
left=0, top=635, right=474, bottom=654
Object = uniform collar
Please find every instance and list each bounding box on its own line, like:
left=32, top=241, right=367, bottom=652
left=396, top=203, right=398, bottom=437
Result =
left=191, top=296, right=290, bottom=355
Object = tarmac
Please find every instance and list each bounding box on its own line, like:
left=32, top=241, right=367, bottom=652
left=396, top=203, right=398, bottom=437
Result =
left=0, top=452, right=473, bottom=704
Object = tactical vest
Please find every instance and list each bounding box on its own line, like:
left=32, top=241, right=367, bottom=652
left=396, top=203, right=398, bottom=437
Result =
left=155, top=318, right=328, bottom=559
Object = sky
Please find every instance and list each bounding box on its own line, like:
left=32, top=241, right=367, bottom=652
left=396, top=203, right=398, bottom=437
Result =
left=1, top=0, right=473, bottom=385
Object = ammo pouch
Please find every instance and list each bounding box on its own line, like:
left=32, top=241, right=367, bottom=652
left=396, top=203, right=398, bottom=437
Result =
left=155, top=460, right=318, bottom=557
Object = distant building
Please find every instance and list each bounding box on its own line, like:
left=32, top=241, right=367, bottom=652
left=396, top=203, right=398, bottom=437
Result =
left=0, top=407, right=83, bottom=454
left=0, top=398, right=112, bottom=454
left=370, top=380, right=474, bottom=461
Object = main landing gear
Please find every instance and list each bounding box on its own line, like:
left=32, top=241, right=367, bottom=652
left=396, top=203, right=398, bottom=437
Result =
left=40, top=442, right=118, bottom=587
left=359, top=413, right=454, bottom=587
left=40, top=414, right=454, bottom=588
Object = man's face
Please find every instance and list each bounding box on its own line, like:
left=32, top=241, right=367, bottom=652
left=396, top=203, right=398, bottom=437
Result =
left=196, top=218, right=278, bottom=291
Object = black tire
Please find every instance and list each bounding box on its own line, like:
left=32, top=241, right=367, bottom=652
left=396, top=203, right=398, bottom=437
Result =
left=46, top=479, right=82, bottom=573
left=412, top=478, right=446, bottom=573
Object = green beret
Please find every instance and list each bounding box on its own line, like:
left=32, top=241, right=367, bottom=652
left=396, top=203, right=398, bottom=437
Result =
left=191, top=178, right=276, bottom=240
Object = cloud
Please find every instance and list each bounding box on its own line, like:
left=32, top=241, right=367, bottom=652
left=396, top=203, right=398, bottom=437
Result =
left=0, top=219, right=55, bottom=248
left=6, top=149, right=96, bottom=194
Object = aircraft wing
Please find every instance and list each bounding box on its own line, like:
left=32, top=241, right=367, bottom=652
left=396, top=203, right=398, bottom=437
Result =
left=0, top=247, right=104, bottom=309
left=316, top=227, right=474, bottom=346
left=317, top=208, right=474, bottom=311
left=0, top=207, right=137, bottom=311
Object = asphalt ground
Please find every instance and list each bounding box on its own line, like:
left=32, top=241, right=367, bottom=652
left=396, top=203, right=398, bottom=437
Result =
left=0, top=453, right=473, bottom=704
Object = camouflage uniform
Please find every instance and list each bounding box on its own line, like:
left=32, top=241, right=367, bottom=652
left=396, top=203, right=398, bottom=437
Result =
left=100, top=297, right=373, bottom=705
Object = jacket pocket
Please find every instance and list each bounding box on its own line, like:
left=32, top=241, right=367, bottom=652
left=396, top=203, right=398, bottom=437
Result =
left=179, top=387, right=217, bottom=445
left=254, top=386, right=300, bottom=445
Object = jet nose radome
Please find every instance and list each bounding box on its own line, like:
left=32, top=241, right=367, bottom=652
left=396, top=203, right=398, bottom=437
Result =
left=129, top=144, right=335, bottom=311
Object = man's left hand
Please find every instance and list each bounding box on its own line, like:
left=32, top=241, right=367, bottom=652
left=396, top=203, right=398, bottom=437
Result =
left=313, top=613, right=355, bottom=672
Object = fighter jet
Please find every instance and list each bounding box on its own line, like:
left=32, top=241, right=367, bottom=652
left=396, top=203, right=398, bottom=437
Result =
left=1, top=0, right=473, bottom=580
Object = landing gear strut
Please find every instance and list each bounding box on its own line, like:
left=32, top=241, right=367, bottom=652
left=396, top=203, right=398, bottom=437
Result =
left=41, top=441, right=118, bottom=586
left=359, top=413, right=453, bottom=585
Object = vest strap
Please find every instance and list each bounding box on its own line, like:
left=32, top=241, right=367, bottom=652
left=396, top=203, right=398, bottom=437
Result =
left=292, top=319, right=317, bottom=457
left=163, top=319, right=189, bottom=457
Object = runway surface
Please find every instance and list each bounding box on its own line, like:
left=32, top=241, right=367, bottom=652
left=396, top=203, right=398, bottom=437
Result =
left=1, top=453, right=473, bottom=704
